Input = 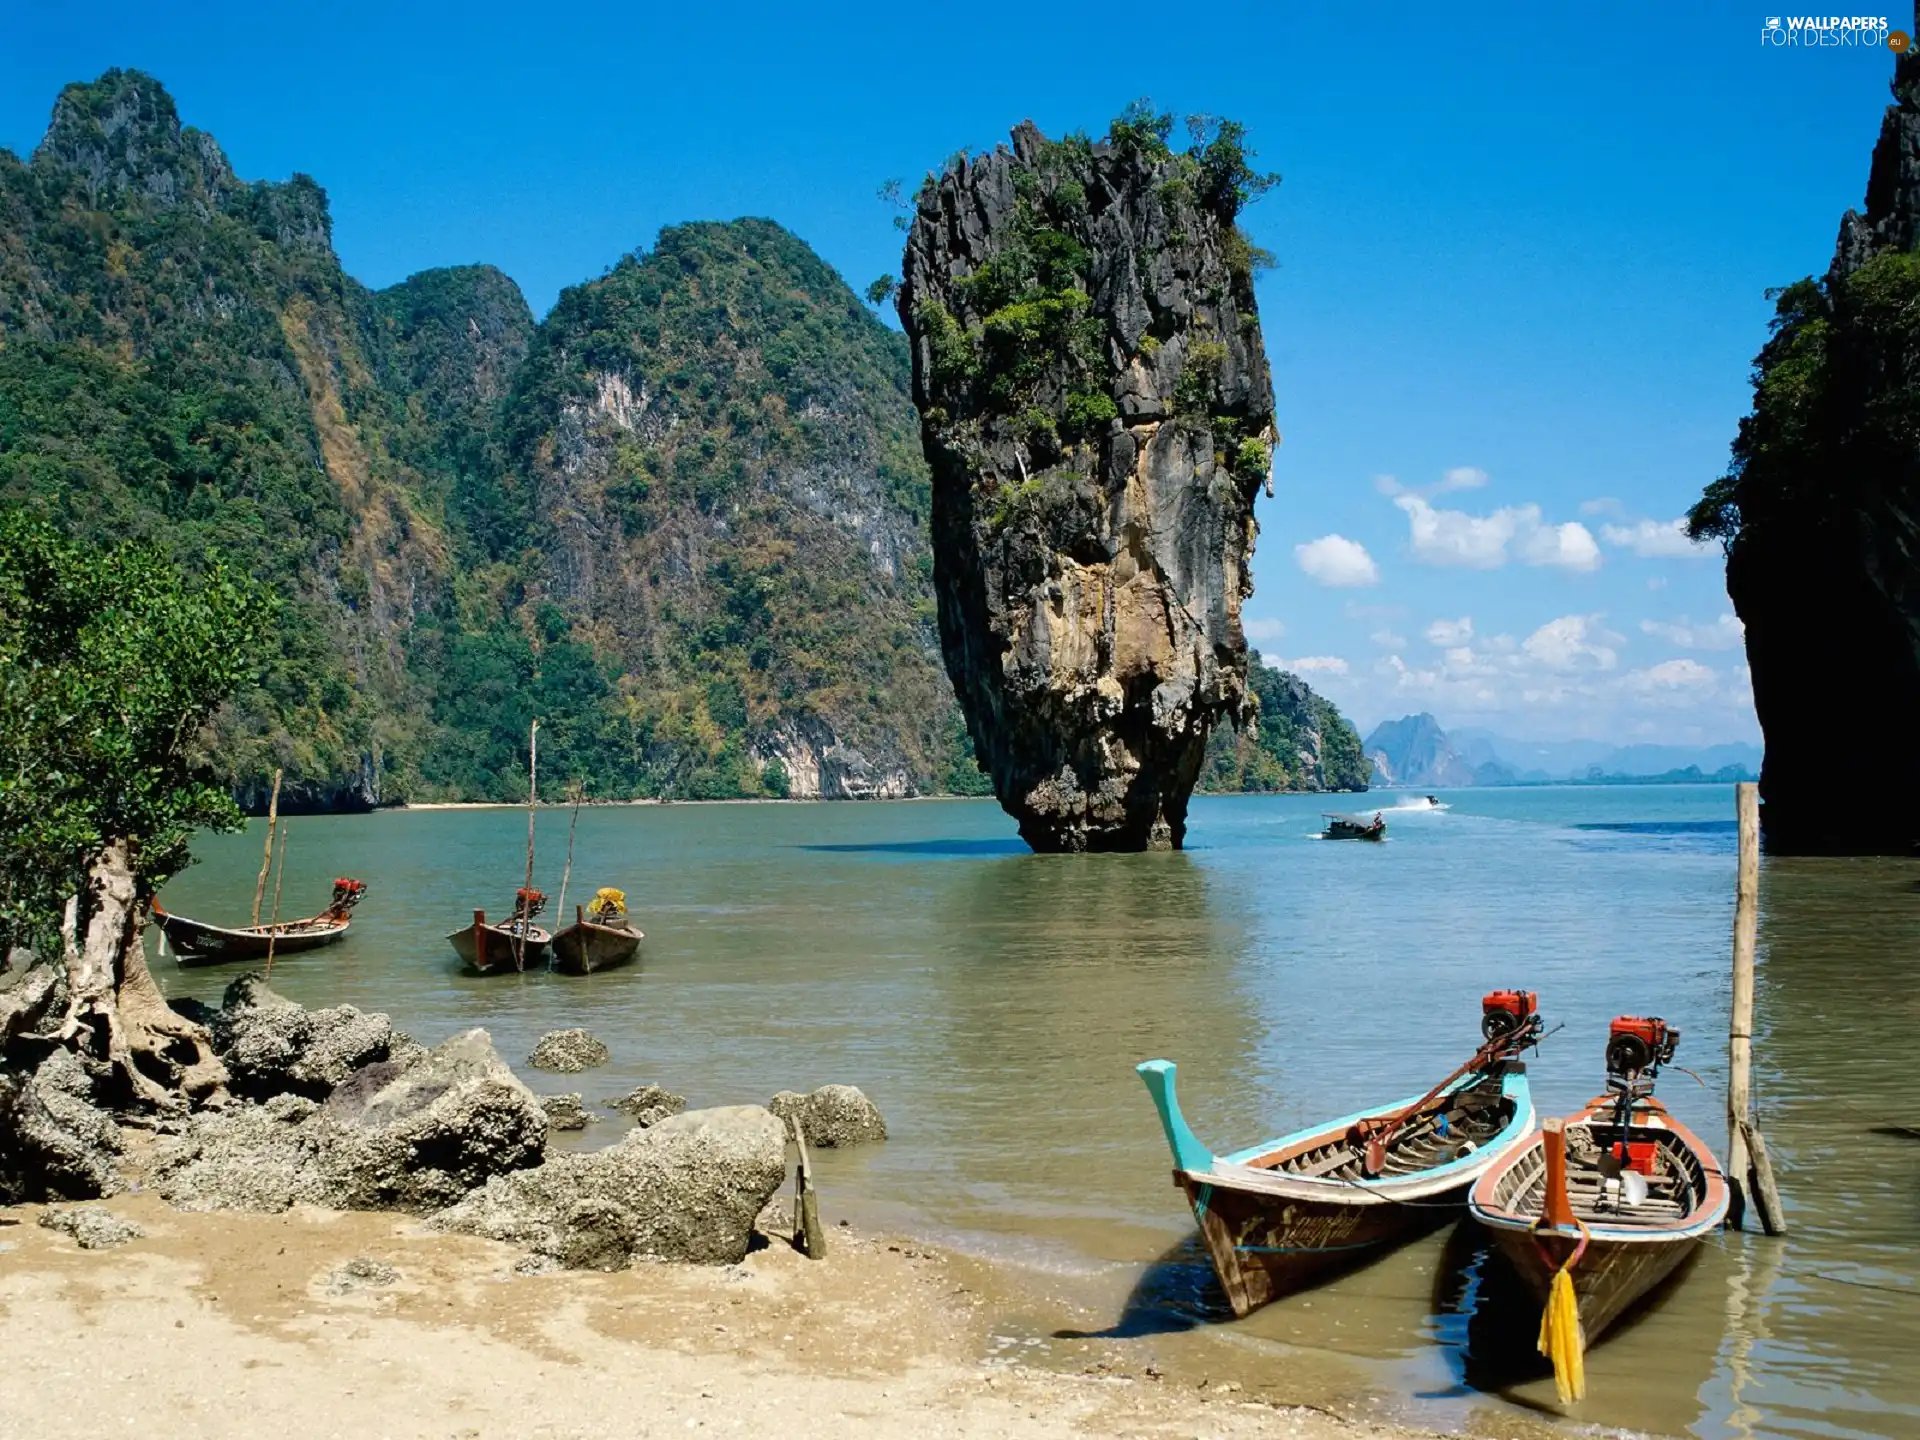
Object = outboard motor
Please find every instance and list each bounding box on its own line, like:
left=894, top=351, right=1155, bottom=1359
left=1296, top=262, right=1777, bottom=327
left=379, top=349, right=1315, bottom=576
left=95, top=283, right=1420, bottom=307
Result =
left=1481, top=989, right=1542, bottom=1045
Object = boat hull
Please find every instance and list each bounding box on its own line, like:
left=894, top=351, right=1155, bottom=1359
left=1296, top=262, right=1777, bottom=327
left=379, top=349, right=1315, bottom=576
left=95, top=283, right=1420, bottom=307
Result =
left=158, top=911, right=349, bottom=965
left=1468, top=1095, right=1730, bottom=1342
left=1139, top=1061, right=1535, bottom=1318
left=549, top=920, right=642, bottom=975
left=447, top=922, right=551, bottom=975
left=1178, top=1171, right=1461, bottom=1314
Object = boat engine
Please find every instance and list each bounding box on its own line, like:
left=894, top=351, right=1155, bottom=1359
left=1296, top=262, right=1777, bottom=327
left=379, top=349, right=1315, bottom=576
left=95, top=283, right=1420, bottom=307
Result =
left=327, top=877, right=368, bottom=918
left=1605, top=1015, right=1678, bottom=1091
left=1481, top=989, right=1542, bottom=1044
left=512, top=887, right=548, bottom=921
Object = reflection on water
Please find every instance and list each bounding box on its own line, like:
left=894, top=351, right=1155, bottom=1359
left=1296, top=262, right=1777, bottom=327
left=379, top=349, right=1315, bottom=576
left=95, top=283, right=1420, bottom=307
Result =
left=150, top=788, right=1920, bottom=1439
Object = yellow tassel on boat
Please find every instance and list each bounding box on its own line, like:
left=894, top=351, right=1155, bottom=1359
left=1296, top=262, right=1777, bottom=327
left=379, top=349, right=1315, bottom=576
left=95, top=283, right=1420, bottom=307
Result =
left=1536, top=1260, right=1587, bottom=1403
left=591, top=886, right=627, bottom=917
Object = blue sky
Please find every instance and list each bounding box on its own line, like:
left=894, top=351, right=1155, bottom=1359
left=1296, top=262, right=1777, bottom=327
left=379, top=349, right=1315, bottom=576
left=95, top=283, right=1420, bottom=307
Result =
left=5, top=1, right=1904, bottom=743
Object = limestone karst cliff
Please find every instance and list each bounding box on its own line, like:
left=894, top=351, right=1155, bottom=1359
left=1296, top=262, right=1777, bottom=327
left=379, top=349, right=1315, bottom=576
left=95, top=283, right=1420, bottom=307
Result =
left=899, top=112, right=1277, bottom=850
left=1689, top=18, right=1920, bottom=853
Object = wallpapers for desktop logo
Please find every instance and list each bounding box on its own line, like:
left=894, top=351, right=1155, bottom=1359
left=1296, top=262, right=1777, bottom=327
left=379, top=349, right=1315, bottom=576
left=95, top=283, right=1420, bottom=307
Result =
left=1759, top=13, right=1906, bottom=46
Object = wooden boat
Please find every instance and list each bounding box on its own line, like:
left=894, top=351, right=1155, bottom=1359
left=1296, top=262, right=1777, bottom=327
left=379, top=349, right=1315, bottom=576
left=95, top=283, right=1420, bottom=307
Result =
left=1323, top=811, right=1387, bottom=841
left=156, top=879, right=366, bottom=966
left=550, top=887, right=642, bottom=975
left=1137, top=992, right=1543, bottom=1316
left=448, top=888, right=552, bottom=975
left=1469, top=1015, right=1729, bottom=1345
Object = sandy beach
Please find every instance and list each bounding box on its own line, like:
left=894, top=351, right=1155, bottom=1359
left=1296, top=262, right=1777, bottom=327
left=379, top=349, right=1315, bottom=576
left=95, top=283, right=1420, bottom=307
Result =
left=0, top=1189, right=1505, bottom=1440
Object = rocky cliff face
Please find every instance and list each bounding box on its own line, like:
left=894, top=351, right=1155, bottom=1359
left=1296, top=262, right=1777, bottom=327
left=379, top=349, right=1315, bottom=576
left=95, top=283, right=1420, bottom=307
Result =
left=1200, top=655, right=1368, bottom=794
left=1363, top=713, right=1480, bottom=789
left=1689, top=21, right=1920, bottom=853
left=899, top=117, right=1276, bottom=850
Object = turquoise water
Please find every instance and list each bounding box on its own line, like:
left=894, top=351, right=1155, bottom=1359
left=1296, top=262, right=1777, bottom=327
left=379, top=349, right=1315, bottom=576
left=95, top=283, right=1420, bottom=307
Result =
left=150, top=786, right=1920, bottom=1439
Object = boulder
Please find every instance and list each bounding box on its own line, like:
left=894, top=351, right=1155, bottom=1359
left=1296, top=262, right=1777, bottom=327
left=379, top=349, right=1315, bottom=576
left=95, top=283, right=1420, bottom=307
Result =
left=607, top=1083, right=686, bottom=1127
left=152, top=1028, right=545, bottom=1213
left=432, top=1104, right=788, bottom=1267
left=528, top=1029, right=609, bottom=1073
left=539, top=1093, right=590, bottom=1131
left=212, top=975, right=422, bottom=1100
left=38, top=1205, right=143, bottom=1249
left=769, top=1084, right=887, bottom=1148
left=0, top=1050, right=124, bottom=1203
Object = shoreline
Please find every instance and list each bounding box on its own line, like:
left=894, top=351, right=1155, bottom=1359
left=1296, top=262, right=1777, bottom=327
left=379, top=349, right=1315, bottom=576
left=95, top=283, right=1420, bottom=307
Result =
left=0, top=1192, right=1518, bottom=1440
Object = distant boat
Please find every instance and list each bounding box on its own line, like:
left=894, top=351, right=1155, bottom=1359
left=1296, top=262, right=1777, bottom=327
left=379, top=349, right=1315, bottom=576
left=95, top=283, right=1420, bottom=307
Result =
left=550, top=887, right=643, bottom=975
left=1137, top=991, right=1544, bottom=1316
left=448, top=889, right=552, bottom=975
left=157, top=879, right=367, bottom=966
left=1323, top=811, right=1387, bottom=840
left=1469, top=1016, right=1729, bottom=1346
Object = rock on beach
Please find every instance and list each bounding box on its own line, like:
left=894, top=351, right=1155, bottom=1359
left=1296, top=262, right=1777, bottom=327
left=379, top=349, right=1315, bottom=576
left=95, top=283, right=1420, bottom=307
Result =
left=769, top=1084, right=887, bottom=1148
left=528, top=1029, right=609, bottom=1073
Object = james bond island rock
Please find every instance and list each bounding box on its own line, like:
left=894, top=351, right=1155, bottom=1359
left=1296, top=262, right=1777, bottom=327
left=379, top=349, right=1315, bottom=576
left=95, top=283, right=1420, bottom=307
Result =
left=899, top=110, right=1278, bottom=850
left=1688, top=21, right=1920, bottom=854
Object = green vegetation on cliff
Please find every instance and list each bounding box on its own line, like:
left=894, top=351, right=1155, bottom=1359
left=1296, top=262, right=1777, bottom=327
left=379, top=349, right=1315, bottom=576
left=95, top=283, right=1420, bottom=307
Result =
left=1198, top=655, right=1368, bottom=794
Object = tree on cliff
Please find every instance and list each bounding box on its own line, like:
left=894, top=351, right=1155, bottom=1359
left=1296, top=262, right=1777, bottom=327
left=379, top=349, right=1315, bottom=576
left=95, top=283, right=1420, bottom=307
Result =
left=1, top=512, right=271, bottom=1109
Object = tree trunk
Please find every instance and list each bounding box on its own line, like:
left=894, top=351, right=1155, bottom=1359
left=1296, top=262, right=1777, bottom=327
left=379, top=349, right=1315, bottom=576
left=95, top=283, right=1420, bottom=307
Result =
left=56, top=836, right=227, bottom=1112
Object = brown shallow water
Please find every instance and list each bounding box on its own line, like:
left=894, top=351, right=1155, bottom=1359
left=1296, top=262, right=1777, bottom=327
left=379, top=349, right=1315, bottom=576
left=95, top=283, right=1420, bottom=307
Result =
left=149, top=787, right=1920, bottom=1439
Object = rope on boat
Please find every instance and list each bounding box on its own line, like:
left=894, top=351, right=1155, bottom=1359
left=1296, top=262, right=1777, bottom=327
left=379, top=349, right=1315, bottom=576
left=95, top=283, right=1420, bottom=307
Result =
left=1534, top=1218, right=1589, bottom=1405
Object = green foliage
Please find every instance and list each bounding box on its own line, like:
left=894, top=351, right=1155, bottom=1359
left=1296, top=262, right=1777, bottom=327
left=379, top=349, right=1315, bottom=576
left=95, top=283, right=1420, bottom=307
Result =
left=1233, top=437, right=1272, bottom=481
left=1198, top=653, right=1368, bottom=794
left=1108, top=100, right=1176, bottom=158
left=864, top=274, right=898, bottom=307
left=0, top=513, right=273, bottom=948
left=940, top=706, right=994, bottom=796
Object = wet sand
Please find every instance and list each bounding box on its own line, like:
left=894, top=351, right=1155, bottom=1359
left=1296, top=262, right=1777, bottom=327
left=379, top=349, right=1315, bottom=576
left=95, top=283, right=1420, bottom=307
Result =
left=0, top=1192, right=1524, bottom=1440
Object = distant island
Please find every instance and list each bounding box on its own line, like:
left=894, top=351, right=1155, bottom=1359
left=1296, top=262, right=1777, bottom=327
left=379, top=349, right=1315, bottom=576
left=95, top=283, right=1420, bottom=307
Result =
left=1363, top=712, right=1758, bottom=789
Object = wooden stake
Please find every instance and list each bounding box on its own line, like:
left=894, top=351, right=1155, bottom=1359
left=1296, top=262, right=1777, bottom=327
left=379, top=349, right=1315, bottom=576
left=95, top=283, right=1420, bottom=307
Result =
left=251, top=768, right=283, bottom=926
left=1742, top=1117, right=1787, bottom=1237
left=554, top=781, right=583, bottom=938
left=263, top=820, right=289, bottom=979
left=1727, top=782, right=1759, bottom=1228
left=788, top=1115, right=826, bottom=1259
left=516, top=720, right=539, bottom=972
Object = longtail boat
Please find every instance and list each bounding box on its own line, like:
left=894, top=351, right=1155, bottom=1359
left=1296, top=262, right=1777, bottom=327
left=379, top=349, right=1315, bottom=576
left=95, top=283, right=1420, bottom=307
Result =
left=1323, top=811, right=1387, bottom=841
left=448, top=888, right=552, bottom=975
left=550, top=887, right=643, bottom=975
left=1469, top=1016, right=1729, bottom=1358
left=156, top=879, right=366, bottom=966
left=1137, top=990, right=1543, bottom=1316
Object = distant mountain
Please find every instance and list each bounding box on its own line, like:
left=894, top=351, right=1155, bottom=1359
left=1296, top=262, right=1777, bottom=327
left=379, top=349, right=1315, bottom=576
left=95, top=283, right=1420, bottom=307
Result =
left=1368, top=716, right=1759, bottom=788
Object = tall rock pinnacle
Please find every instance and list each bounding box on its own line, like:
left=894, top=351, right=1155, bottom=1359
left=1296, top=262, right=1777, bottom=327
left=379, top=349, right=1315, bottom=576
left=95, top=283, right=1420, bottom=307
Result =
left=899, top=116, right=1277, bottom=851
left=1690, top=12, right=1920, bottom=854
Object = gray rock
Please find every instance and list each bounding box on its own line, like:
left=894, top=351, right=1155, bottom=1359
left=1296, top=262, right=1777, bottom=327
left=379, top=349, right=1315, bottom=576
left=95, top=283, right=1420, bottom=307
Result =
left=528, top=1029, right=609, bottom=1073
left=539, top=1094, right=591, bottom=1131
left=0, top=1052, right=124, bottom=1203
left=899, top=121, right=1274, bottom=852
left=327, top=1255, right=398, bottom=1292
left=607, top=1084, right=686, bottom=1127
left=432, top=1104, right=788, bottom=1267
left=213, top=975, right=417, bottom=1101
left=38, top=1205, right=142, bottom=1249
left=769, top=1084, right=887, bottom=1148
left=152, top=1028, right=546, bottom=1214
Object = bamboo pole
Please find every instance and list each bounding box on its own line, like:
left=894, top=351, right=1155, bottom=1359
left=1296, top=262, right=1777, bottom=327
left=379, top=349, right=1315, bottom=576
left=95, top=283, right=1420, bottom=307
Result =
left=1727, top=781, right=1786, bottom=1233
left=251, top=768, right=283, bottom=926
left=515, top=720, right=539, bottom=971
left=554, top=781, right=583, bottom=941
left=263, top=820, right=289, bottom=979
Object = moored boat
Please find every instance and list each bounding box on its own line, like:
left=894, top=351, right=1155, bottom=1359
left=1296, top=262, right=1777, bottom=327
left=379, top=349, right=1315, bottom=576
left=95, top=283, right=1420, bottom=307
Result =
left=1468, top=1015, right=1729, bottom=1395
left=1323, top=811, right=1387, bottom=840
left=157, top=878, right=367, bottom=965
left=550, top=887, right=643, bottom=975
left=1137, top=991, right=1543, bottom=1316
left=448, top=888, right=552, bottom=975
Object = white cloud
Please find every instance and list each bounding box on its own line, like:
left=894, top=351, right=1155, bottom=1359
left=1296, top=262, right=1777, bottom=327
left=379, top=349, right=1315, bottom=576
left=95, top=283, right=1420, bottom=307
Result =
left=1521, top=614, right=1619, bottom=671
left=1600, top=518, right=1713, bottom=559
left=1295, top=534, right=1380, bottom=588
left=1425, top=616, right=1474, bottom=646
left=1374, top=474, right=1404, bottom=496
left=1436, top=466, right=1489, bottom=494
left=1579, top=497, right=1625, bottom=519
left=1640, top=614, right=1745, bottom=651
left=1395, top=496, right=1601, bottom=573
left=1244, top=617, right=1287, bottom=643
left=1627, top=658, right=1718, bottom=692
left=1370, top=628, right=1408, bottom=648
left=1281, top=655, right=1350, bottom=676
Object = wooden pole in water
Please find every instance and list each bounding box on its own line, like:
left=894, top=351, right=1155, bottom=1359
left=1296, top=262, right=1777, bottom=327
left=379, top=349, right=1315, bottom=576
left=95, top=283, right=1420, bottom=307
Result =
left=264, top=820, right=289, bottom=979
left=515, top=720, right=539, bottom=972
left=251, top=768, right=283, bottom=926
left=1727, top=782, right=1786, bottom=1233
left=554, top=781, right=583, bottom=937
